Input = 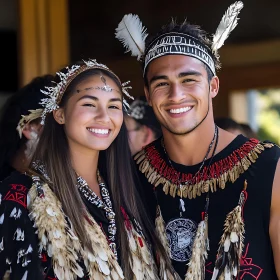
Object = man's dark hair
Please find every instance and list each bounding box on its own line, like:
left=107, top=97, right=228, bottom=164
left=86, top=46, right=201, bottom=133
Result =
left=143, top=19, right=218, bottom=87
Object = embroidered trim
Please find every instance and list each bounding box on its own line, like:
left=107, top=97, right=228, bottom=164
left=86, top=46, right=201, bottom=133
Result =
left=135, top=139, right=274, bottom=199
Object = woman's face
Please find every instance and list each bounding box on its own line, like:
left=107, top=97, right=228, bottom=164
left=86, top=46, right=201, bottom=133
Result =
left=55, top=74, right=124, bottom=153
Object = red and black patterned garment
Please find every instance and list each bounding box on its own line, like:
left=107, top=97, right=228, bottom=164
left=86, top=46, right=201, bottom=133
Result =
left=135, top=135, right=280, bottom=280
left=0, top=171, right=120, bottom=280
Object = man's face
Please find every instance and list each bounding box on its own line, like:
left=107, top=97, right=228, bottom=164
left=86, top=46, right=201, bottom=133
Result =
left=145, top=55, right=219, bottom=136
left=125, top=116, right=146, bottom=155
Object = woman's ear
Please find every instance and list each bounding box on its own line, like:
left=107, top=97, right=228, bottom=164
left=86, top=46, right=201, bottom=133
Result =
left=53, top=108, right=65, bottom=124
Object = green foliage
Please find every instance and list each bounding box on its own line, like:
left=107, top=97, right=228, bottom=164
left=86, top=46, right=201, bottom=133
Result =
left=257, top=89, right=280, bottom=144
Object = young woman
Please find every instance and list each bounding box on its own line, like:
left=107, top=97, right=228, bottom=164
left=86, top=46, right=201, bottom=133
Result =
left=0, top=60, right=178, bottom=280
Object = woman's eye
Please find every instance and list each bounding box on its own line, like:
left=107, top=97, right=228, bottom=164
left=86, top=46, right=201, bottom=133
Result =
left=109, top=105, right=120, bottom=110
left=83, top=103, right=95, bottom=107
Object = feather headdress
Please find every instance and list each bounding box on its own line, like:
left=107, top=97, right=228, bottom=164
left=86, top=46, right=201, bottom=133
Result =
left=116, top=1, right=243, bottom=74
left=115, top=14, right=148, bottom=60
left=212, top=1, right=244, bottom=55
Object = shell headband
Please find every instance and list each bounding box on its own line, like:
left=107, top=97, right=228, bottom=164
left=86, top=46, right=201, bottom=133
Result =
left=16, top=59, right=133, bottom=135
left=39, top=59, right=133, bottom=124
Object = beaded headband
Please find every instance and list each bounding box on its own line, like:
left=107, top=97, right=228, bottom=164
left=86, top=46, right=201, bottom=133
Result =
left=115, top=1, right=243, bottom=76
left=39, top=59, right=133, bottom=124
left=144, top=33, right=215, bottom=75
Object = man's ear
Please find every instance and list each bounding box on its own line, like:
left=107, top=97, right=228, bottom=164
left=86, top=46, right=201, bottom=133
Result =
left=144, top=86, right=152, bottom=106
left=53, top=108, right=65, bottom=125
left=210, top=76, right=219, bottom=98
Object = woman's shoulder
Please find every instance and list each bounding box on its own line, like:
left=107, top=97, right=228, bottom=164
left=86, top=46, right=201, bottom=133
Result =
left=0, top=171, right=33, bottom=210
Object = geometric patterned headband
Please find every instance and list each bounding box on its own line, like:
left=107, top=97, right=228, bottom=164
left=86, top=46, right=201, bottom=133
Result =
left=39, top=59, right=133, bottom=124
left=144, top=32, right=216, bottom=75
left=115, top=1, right=243, bottom=76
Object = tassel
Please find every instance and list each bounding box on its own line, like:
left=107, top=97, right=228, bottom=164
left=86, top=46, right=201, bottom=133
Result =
left=211, top=181, right=247, bottom=280
left=155, top=206, right=181, bottom=280
left=212, top=1, right=244, bottom=54
left=185, top=216, right=209, bottom=280
left=115, top=14, right=148, bottom=60
left=155, top=206, right=171, bottom=257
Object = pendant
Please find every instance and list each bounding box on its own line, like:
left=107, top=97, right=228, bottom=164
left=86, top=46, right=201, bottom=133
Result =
left=179, top=186, right=186, bottom=217
left=179, top=198, right=185, bottom=215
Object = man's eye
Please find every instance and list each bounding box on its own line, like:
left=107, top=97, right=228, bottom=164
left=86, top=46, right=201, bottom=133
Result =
left=183, top=79, right=195, bottom=83
left=156, top=82, right=168, bottom=87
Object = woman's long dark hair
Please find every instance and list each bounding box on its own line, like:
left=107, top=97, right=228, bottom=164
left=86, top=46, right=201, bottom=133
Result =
left=31, top=67, right=172, bottom=278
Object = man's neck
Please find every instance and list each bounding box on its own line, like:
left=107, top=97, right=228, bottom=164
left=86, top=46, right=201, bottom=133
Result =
left=163, top=120, right=217, bottom=166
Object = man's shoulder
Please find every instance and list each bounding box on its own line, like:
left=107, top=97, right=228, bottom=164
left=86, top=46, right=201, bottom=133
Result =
left=226, top=135, right=280, bottom=162
left=253, top=138, right=280, bottom=163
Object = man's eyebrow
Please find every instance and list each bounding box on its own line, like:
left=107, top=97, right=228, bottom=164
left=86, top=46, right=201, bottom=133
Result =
left=178, top=71, right=202, bottom=78
left=149, top=75, right=168, bottom=85
left=149, top=71, right=202, bottom=85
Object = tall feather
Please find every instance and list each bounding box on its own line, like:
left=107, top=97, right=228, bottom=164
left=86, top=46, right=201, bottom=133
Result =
left=212, top=1, right=244, bottom=54
left=115, top=14, right=148, bottom=60
left=185, top=218, right=209, bottom=280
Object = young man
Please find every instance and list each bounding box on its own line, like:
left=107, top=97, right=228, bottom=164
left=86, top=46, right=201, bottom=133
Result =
left=116, top=3, right=280, bottom=280
left=125, top=96, right=161, bottom=155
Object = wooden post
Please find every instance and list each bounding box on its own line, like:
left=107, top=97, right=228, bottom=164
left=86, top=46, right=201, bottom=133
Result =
left=18, top=0, right=69, bottom=86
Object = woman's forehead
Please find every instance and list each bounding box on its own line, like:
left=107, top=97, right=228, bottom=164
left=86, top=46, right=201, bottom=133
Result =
left=76, top=74, right=119, bottom=89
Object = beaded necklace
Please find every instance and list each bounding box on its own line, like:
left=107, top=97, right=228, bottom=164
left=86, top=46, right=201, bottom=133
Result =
left=162, top=125, right=218, bottom=216
left=77, top=172, right=118, bottom=259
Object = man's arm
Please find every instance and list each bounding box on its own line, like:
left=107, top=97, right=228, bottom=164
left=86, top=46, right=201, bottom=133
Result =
left=270, top=158, right=280, bottom=278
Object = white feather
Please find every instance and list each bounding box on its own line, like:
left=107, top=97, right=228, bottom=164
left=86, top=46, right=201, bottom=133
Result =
left=0, top=213, right=4, bottom=224
left=230, top=231, right=239, bottom=243
left=115, top=14, right=148, bottom=60
left=225, top=265, right=231, bottom=280
left=21, top=270, right=28, bottom=280
left=212, top=1, right=244, bottom=53
left=211, top=268, right=219, bottom=280
left=224, top=236, right=231, bottom=252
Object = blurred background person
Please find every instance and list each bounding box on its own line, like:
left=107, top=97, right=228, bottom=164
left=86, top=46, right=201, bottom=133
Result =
left=215, top=117, right=244, bottom=135
left=215, top=117, right=258, bottom=139
left=0, top=75, right=54, bottom=181
left=240, top=122, right=258, bottom=138
left=125, top=96, right=162, bottom=155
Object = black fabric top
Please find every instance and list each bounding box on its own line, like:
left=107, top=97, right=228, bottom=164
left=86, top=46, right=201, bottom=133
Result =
left=135, top=135, right=280, bottom=280
left=0, top=164, right=15, bottom=182
left=0, top=171, right=119, bottom=279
